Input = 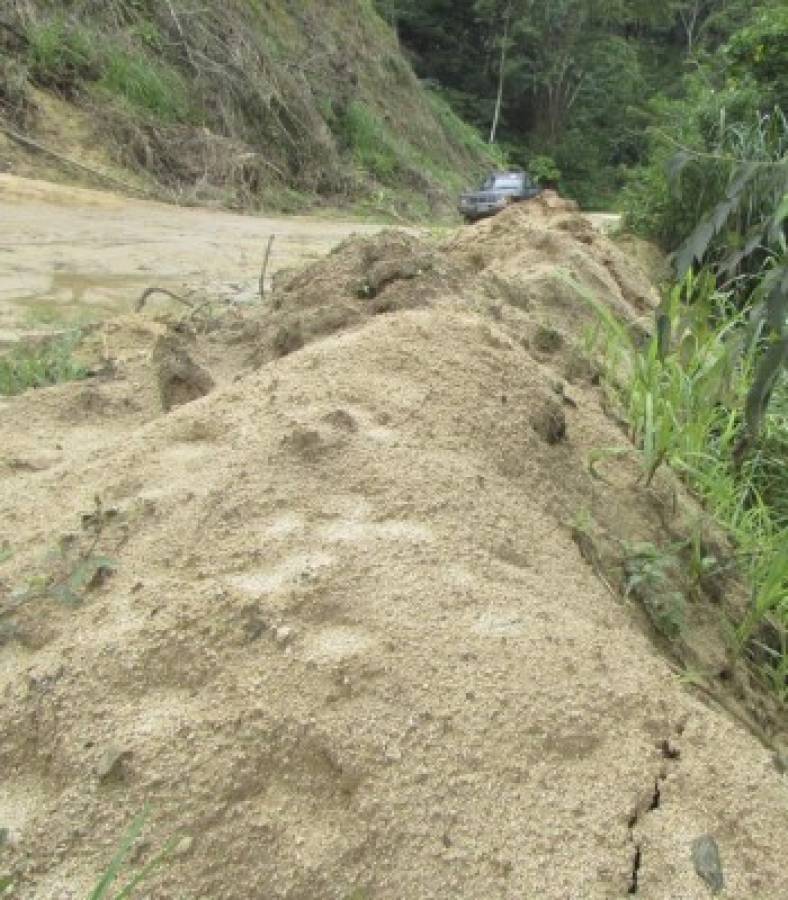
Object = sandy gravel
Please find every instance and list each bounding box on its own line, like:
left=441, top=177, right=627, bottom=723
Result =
left=0, top=192, right=783, bottom=900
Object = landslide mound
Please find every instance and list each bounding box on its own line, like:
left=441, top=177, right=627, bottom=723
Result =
left=1, top=203, right=786, bottom=899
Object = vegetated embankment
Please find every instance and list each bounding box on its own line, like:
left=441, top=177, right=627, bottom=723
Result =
left=0, top=0, right=496, bottom=216
left=0, top=197, right=786, bottom=898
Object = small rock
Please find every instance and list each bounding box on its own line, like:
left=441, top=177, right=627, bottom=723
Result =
left=0, top=826, right=9, bottom=846
left=96, top=744, right=132, bottom=782
left=274, top=626, right=295, bottom=647
left=172, top=835, right=194, bottom=857
left=384, top=746, right=402, bottom=764
left=774, top=749, right=788, bottom=774
left=692, top=835, right=724, bottom=894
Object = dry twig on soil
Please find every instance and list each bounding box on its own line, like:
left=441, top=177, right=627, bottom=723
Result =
left=259, top=235, right=276, bottom=300
left=135, top=287, right=194, bottom=313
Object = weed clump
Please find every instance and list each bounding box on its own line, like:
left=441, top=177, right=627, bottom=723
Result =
left=0, top=333, right=88, bottom=396
left=98, top=51, right=191, bottom=122
left=580, top=267, right=788, bottom=698
left=339, top=101, right=401, bottom=183
left=26, top=19, right=99, bottom=94
left=0, top=54, right=33, bottom=125
left=624, top=543, right=686, bottom=640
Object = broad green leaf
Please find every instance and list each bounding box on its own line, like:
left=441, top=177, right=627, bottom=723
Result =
left=656, top=316, right=672, bottom=360
left=744, top=336, right=788, bottom=440
left=769, top=192, right=788, bottom=244
left=763, top=262, right=788, bottom=331
left=675, top=217, right=711, bottom=278
left=666, top=150, right=692, bottom=192
left=720, top=224, right=767, bottom=275
left=675, top=161, right=769, bottom=277
left=725, top=161, right=759, bottom=202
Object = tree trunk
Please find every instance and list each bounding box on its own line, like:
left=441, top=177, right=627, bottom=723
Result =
left=489, top=5, right=512, bottom=145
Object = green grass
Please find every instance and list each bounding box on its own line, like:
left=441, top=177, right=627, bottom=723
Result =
left=338, top=97, right=494, bottom=198
left=26, top=17, right=190, bottom=123
left=425, top=89, right=504, bottom=168
left=97, top=50, right=192, bottom=122
left=89, top=809, right=179, bottom=900
left=26, top=19, right=98, bottom=89
left=339, top=101, right=401, bottom=183
left=575, top=268, right=787, bottom=699
left=0, top=333, right=88, bottom=396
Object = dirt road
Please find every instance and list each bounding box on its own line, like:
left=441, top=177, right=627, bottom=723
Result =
left=0, top=174, right=622, bottom=346
left=0, top=175, right=384, bottom=345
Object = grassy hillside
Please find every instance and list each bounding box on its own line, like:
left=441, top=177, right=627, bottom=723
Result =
left=0, top=0, right=498, bottom=216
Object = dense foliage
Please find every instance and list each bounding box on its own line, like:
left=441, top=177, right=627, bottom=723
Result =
left=377, top=0, right=784, bottom=209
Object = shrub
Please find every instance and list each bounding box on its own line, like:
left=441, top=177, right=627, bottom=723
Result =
left=0, top=55, right=32, bottom=125
left=527, top=155, right=561, bottom=187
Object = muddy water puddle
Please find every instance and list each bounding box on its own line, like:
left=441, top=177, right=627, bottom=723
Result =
left=0, top=175, right=383, bottom=344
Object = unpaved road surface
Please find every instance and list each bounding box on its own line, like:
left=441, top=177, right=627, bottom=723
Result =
left=0, top=175, right=383, bottom=344
left=0, top=174, right=621, bottom=345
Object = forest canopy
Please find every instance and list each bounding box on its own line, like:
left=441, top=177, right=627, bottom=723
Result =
left=377, top=0, right=786, bottom=212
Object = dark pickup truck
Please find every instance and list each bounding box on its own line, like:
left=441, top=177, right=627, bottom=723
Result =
left=459, top=171, right=542, bottom=222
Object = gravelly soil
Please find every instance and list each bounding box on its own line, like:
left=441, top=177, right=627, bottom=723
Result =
left=0, top=192, right=784, bottom=900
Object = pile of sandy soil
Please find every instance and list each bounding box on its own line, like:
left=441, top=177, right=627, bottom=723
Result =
left=1, top=197, right=786, bottom=899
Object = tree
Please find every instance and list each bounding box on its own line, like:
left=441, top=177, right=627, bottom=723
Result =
left=473, top=0, right=532, bottom=145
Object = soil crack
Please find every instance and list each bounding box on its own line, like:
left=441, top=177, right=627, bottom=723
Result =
left=625, top=732, right=681, bottom=893
left=627, top=844, right=642, bottom=894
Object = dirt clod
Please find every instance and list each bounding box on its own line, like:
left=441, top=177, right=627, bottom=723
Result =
left=530, top=399, right=568, bottom=444
left=533, top=325, right=564, bottom=353
left=152, top=328, right=215, bottom=412
left=96, top=745, right=132, bottom=782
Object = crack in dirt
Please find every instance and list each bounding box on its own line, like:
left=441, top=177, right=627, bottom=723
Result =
left=625, top=727, right=682, bottom=893
left=627, top=845, right=642, bottom=895
left=649, top=779, right=661, bottom=811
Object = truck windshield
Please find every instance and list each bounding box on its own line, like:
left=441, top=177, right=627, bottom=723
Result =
left=481, top=174, right=524, bottom=190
